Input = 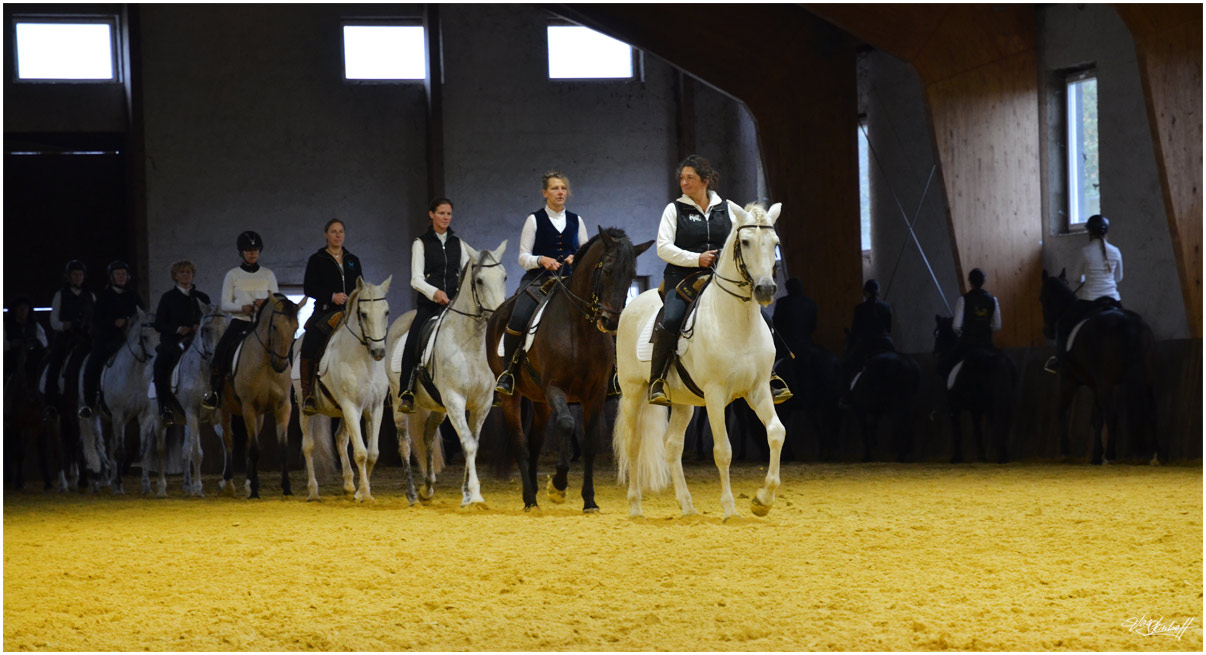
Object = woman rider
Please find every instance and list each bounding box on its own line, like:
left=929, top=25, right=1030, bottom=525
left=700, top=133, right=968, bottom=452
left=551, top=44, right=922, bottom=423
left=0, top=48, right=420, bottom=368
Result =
left=201, top=230, right=279, bottom=410
left=299, top=218, right=364, bottom=415
left=1044, top=214, right=1123, bottom=373
left=397, top=198, right=478, bottom=413
left=78, top=261, right=145, bottom=419
left=494, top=171, right=591, bottom=396
left=152, top=261, right=210, bottom=426
left=649, top=154, right=791, bottom=406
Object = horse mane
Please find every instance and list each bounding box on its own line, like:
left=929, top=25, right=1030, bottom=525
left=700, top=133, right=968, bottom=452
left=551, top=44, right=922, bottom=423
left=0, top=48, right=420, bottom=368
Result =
left=572, top=226, right=635, bottom=272
left=254, top=293, right=299, bottom=323
left=743, top=202, right=769, bottom=223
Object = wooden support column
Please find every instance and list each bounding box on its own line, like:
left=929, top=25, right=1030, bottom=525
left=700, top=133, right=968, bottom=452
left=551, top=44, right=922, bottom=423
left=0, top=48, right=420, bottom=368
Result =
left=1116, top=5, right=1203, bottom=338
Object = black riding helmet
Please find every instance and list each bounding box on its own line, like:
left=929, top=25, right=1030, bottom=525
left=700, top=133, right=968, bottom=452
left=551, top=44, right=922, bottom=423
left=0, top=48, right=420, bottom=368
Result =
left=64, top=260, right=87, bottom=276
left=1086, top=214, right=1109, bottom=238
left=237, top=230, right=264, bottom=253
left=107, top=260, right=130, bottom=275
left=968, top=268, right=986, bottom=288
left=863, top=279, right=880, bottom=297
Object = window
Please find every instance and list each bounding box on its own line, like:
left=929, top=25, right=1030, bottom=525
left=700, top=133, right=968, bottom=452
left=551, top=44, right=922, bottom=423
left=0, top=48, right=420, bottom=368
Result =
left=1066, top=70, right=1099, bottom=227
left=858, top=121, right=872, bottom=251
left=547, top=25, right=633, bottom=79
left=342, top=24, right=425, bottom=81
left=13, top=18, right=118, bottom=82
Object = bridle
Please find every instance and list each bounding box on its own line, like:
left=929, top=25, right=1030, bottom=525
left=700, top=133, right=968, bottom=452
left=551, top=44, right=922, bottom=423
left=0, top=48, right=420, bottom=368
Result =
left=712, top=224, right=777, bottom=303
left=446, top=256, right=505, bottom=321
left=251, top=301, right=294, bottom=373
left=342, top=291, right=388, bottom=352
left=127, top=322, right=155, bottom=363
left=551, top=244, right=624, bottom=333
left=190, top=312, right=225, bottom=361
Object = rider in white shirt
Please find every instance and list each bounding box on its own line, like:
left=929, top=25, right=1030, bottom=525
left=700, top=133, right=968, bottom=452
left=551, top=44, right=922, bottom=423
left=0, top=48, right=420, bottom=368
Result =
left=1045, top=214, right=1123, bottom=373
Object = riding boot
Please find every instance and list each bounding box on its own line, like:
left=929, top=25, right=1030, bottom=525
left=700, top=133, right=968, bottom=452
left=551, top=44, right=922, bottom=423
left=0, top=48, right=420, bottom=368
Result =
left=648, top=325, right=675, bottom=406
left=159, top=399, right=175, bottom=427
left=398, top=370, right=418, bottom=414
left=494, top=328, right=523, bottom=396
left=299, top=358, right=318, bottom=416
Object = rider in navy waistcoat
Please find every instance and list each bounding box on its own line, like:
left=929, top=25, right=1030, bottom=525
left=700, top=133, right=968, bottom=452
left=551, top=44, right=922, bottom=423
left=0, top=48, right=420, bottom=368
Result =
left=648, top=155, right=791, bottom=407
left=78, top=261, right=145, bottom=419
left=495, top=171, right=590, bottom=397
left=43, top=260, right=95, bottom=416
left=299, top=218, right=364, bottom=415
left=939, top=268, right=1002, bottom=378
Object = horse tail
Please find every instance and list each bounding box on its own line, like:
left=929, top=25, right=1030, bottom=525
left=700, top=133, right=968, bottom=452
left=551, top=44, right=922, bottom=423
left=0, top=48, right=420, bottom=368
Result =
left=306, top=415, right=340, bottom=480
left=613, top=398, right=670, bottom=492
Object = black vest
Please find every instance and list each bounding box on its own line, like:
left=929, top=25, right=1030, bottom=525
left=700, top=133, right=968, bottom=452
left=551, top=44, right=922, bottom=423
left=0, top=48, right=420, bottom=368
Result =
left=960, top=288, right=996, bottom=346
left=57, top=285, right=94, bottom=332
left=665, top=200, right=731, bottom=280
left=532, top=209, right=581, bottom=271
left=417, top=228, right=462, bottom=308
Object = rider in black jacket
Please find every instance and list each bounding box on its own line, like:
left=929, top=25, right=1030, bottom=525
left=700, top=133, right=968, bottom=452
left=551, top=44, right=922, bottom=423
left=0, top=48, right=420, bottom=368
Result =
left=299, top=218, right=364, bottom=415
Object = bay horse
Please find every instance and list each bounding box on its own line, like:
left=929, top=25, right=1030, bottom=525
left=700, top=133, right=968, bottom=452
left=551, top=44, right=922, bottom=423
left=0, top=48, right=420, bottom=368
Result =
left=155, top=306, right=226, bottom=497
left=217, top=293, right=301, bottom=498
left=487, top=227, right=652, bottom=511
left=842, top=340, right=919, bottom=463
left=386, top=242, right=508, bottom=506
left=1039, top=269, right=1158, bottom=464
left=297, top=277, right=391, bottom=502
left=932, top=315, right=1017, bottom=463
left=614, top=201, right=785, bottom=520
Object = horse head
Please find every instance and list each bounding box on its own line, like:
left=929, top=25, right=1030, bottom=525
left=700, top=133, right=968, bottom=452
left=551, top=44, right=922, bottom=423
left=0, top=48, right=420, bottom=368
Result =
left=131, top=307, right=160, bottom=359
left=933, top=314, right=957, bottom=356
left=351, top=276, right=391, bottom=361
left=1039, top=268, right=1074, bottom=340
left=574, top=227, right=653, bottom=333
left=464, top=240, right=509, bottom=316
left=723, top=200, right=782, bottom=306
left=197, top=302, right=228, bottom=360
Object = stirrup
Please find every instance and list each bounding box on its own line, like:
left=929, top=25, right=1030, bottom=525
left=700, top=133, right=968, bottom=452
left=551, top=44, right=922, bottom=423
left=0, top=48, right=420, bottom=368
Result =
left=495, top=370, right=516, bottom=396
left=161, top=409, right=176, bottom=427
left=1043, top=356, right=1060, bottom=374
left=77, top=405, right=93, bottom=419
left=301, top=396, right=318, bottom=416
left=648, top=379, right=671, bottom=407
left=770, top=374, right=793, bottom=405
left=398, top=389, right=416, bottom=414
left=42, top=406, right=59, bottom=421
left=608, top=372, right=622, bottom=397
left=200, top=391, right=219, bottom=411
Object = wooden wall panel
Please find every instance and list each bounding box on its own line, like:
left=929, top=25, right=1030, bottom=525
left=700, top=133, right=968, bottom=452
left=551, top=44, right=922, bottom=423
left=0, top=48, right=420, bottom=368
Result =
left=1116, top=5, right=1203, bottom=337
left=928, top=54, right=1045, bottom=347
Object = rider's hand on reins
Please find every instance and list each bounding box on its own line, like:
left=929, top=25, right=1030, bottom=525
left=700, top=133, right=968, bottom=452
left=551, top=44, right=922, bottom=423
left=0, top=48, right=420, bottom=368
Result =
left=540, top=256, right=561, bottom=271
left=332, top=292, right=349, bottom=306
left=434, top=290, right=451, bottom=305
left=698, top=250, right=718, bottom=268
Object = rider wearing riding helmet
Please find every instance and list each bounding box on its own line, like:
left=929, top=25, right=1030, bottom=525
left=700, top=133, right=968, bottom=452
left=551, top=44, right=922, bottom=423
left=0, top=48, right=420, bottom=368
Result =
left=201, top=231, right=279, bottom=410
left=494, top=172, right=591, bottom=397
left=43, top=260, right=95, bottom=417
left=648, top=154, right=791, bottom=406
left=153, top=261, right=211, bottom=425
left=1044, top=214, right=1123, bottom=373
left=843, top=278, right=895, bottom=385
left=299, top=218, right=364, bottom=415
left=78, top=261, right=145, bottom=418
left=398, top=198, right=478, bottom=413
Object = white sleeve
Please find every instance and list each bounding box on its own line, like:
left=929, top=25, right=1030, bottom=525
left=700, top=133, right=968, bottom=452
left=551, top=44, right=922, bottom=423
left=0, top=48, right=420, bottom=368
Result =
left=410, top=239, right=438, bottom=302
left=266, top=269, right=279, bottom=296
left=656, top=203, right=703, bottom=268
left=577, top=217, right=590, bottom=251
left=49, top=291, right=64, bottom=332
left=1113, top=250, right=1123, bottom=284
left=518, top=215, right=540, bottom=270
left=36, top=323, right=48, bottom=349
left=991, top=298, right=1002, bottom=332
left=220, top=270, right=240, bottom=314
left=951, top=296, right=965, bottom=335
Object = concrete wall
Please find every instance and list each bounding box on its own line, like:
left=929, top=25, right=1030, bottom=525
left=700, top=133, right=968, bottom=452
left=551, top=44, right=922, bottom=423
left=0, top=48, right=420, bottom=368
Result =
left=1038, top=3, right=1188, bottom=340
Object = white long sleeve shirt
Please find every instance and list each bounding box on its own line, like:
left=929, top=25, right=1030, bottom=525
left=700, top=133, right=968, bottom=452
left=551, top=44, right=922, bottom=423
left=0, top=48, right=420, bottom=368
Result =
left=656, top=190, right=730, bottom=268
left=1075, top=240, right=1123, bottom=301
left=951, top=295, right=1002, bottom=335
left=220, top=266, right=279, bottom=321
left=411, top=231, right=477, bottom=302
left=517, top=206, right=590, bottom=270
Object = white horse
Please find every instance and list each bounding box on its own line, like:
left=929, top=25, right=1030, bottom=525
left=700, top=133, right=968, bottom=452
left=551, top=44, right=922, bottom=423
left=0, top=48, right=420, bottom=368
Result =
left=77, top=308, right=160, bottom=495
left=157, top=306, right=227, bottom=497
left=297, top=276, right=392, bottom=502
left=614, top=201, right=787, bottom=520
left=386, top=241, right=508, bottom=507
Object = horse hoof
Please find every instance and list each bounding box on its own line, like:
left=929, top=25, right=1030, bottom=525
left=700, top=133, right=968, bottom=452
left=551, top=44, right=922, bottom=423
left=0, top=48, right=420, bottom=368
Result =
left=524, top=503, right=539, bottom=512
left=546, top=476, right=566, bottom=504
left=583, top=507, right=600, bottom=514
left=418, top=487, right=434, bottom=502
left=750, top=497, right=771, bottom=517
left=463, top=501, right=488, bottom=511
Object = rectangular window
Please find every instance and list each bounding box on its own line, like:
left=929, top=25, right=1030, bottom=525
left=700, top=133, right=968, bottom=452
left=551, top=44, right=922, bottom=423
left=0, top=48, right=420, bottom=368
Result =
left=343, top=24, right=425, bottom=81
left=14, top=19, right=118, bottom=82
left=547, top=25, right=633, bottom=80
left=1066, top=70, right=1099, bottom=227
left=858, top=121, right=872, bottom=251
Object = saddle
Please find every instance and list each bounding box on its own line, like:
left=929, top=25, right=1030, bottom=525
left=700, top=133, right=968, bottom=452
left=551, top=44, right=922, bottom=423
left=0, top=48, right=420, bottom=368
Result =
left=1062, top=297, right=1124, bottom=352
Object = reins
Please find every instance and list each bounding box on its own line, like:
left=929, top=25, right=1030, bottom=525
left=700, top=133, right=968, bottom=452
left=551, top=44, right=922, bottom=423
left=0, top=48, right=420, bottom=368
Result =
left=445, top=257, right=504, bottom=321
left=250, top=302, right=292, bottom=373
left=341, top=291, right=388, bottom=351
left=127, top=322, right=155, bottom=363
left=547, top=246, right=622, bottom=331
left=711, top=224, right=776, bottom=303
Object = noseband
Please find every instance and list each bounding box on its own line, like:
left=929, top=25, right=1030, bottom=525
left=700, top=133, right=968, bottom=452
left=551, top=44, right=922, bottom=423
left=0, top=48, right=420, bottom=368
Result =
left=554, top=249, right=623, bottom=332
left=343, top=293, right=388, bottom=351
left=446, top=258, right=504, bottom=321
left=713, top=224, right=776, bottom=303
left=128, top=322, right=155, bottom=363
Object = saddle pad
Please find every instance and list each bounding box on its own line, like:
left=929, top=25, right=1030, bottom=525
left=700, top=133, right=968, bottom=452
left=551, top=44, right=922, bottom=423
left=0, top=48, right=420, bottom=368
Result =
left=849, top=370, right=863, bottom=392
left=389, top=333, right=406, bottom=375
left=946, top=360, right=964, bottom=391
left=522, top=293, right=555, bottom=354
left=38, top=366, right=49, bottom=396
left=390, top=315, right=442, bottom=375
left=1065, top=318, right=1089, bottom=352
left=232, top=341, right=244, bottom=377
left=635, top=304, right=697, bottom=363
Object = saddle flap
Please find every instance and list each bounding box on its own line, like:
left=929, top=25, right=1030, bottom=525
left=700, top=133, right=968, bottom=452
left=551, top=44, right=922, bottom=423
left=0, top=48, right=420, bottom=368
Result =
left=521, top=292, right=556, bottom=354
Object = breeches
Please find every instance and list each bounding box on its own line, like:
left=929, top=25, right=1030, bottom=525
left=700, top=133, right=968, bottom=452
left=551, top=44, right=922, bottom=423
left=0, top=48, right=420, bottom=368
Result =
left=83, top=333, right=124, bottom=403
left=400, top=303, right=441, bottom=381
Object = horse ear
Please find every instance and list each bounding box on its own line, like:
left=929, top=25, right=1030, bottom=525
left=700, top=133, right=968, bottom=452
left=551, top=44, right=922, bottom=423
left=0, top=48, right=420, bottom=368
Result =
left=634, top=239, right=654, bottom=257
left=600, top=229, right=616, bottom=247
left=1058, top=268, right=1067, bottom=281
left=766, top=202, right=783, bottom=225
left=355, top=277, right=365, bottom=293
left=380, top=275, right=393, bottom=295
left=727, top=200, right=750, bottom=223
left=493, top=239, right=508, bottom=261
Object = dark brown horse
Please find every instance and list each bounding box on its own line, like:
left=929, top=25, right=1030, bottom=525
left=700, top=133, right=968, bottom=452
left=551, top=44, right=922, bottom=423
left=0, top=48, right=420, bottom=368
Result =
left=486, top=227, right=652, bottom=511
left=933, top=315, right=1017, bottom=463
left=1039, top=269, right=1159, bottom=464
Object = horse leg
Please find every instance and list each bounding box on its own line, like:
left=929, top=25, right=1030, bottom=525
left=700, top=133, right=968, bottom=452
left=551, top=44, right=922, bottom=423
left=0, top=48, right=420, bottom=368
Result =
left=501, top=395, right=536, bottom=510
left=705, top=395, right=738, bottom=520
left=971, top=410, right=987, bottom=463
left=1056, top=378, right=1077, bottom=459
left=340, top=402, right=373, bottom=502
left=418, top=410, right=442, bottom=501
left=395, top=406, right=418, bottom=505
left=218, top=412, right=236, bottom=497
left=746, top=387, right=786, bottom=517
left=442, top=395, right=484, bottom=508
left=108, top=415, right=126, bottom=495
left=529, top=403, right=555, bottom=503
left=185, top=412, right=203, bottom=497
left=949, top=405, right=965, bottom=464
left=276, top=400, right=293, bottom=496
left=364, top=404, right=383, bottom=486
left=615, top=390, right=647, bottom=518
left=578, top=400, right=604, bottom=513
left=1089, top=401, right=1105, bottom=465
left=332, top=419, right=355, bottom=496
left=665, top=404, right=697, bottom=516
left=543, top=388, right=574, bottom=504
left=1103, top=394, right=1120, bottom=465
left=244, top=411, right=264, bottom=498
left=154, top=420, right=168, bottom=498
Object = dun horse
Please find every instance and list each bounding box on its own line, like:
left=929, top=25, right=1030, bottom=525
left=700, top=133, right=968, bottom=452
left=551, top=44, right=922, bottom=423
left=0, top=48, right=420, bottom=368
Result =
left=487, top=228, right=652, bottom=512
left=1039, top=269, right=1159, bottom=464
left=386, top=242, right=508, bottom=506
left=614, top=201, right=785, bottom=520
left=216, top=294, right=300, bottom=498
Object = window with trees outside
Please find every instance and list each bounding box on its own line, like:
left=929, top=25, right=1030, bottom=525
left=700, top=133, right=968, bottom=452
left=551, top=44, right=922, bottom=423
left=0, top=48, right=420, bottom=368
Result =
left=1066, top=70, right=1099, bottom=227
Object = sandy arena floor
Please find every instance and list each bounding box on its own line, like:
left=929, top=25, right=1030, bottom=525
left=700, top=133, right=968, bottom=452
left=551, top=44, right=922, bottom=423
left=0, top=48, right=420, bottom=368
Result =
left=4, top=460, right=1201, bottom=651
